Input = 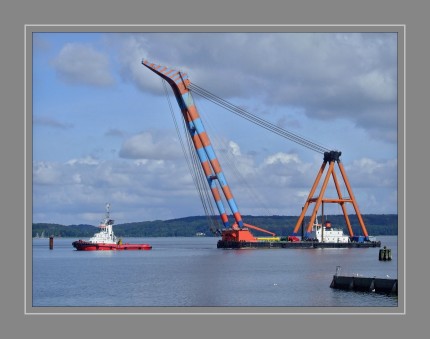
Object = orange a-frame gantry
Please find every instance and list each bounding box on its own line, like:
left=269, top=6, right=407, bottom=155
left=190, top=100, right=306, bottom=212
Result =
left=292, top=150, right=369, bottom=238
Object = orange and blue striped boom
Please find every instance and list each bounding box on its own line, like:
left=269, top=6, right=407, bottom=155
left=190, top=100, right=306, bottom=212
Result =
left=142, top=60, right=244, bottom=229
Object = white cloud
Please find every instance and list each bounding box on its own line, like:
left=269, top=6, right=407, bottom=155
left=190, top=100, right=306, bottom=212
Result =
left=228, top=141, right=241, bottom=156
left=32, top=156, right=198, bottom=224
left=264, top=153, right=300, bottom=165
left=110, top=32, right=397, bottom=144
left=119, top=131, right=182, bottom=160
left=112, top=34, right=162, bottom=94
left=33, top=162, right=61, bottom=185
left=72, top=174, right=82, bottom=184
left=344, top=157, right=397, bottom=188
left=52, top=42, right=114, bottom=86
left=33, top=146, right=397, bottom=225
left=66, top=156, right=99, bottom=166
left=356, top=70, right=397, bottom=103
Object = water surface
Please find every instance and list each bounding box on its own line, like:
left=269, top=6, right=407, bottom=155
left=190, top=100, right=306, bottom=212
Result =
left=32, top=236, right=399, bottom=309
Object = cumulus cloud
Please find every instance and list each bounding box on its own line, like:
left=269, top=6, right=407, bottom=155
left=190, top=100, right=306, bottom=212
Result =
left=109, top=34, right=162, bottom=94
left=264, top=153, right=300, bottom=165
left=33, top=161, right=62, bottom=185
left=32, top=156, right=197, bottom=224
left=66, top=156, right=99, bottom=166
left=33, top=140, right=397, bottom=225
left=51, top=42, right=115, bottom=86
left=119, top=131, right=182, bottom=160
left=356, top=70, right=397, bottom=103
left=344, top=157, right=397, bottom=188
left=108, top=32, right=397, bottom=144
left=228, top=141, right=241, bottom=156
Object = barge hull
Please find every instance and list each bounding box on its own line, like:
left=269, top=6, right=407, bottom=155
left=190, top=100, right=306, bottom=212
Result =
left=217, top=240, right=381, bottom=249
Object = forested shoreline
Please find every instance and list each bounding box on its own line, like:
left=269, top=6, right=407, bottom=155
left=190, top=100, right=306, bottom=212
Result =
left=32, top=214, right=398, bottom=238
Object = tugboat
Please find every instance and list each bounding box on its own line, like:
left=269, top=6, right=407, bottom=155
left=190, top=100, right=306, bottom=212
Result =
left=72, top=203, right=152, bottom=251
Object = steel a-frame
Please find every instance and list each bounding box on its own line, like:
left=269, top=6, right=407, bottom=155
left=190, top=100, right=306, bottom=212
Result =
left=292, top=150, right=369, bottom=239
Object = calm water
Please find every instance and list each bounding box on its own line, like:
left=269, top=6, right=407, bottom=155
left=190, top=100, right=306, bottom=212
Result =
left=32, top=236, right=399, bottom=309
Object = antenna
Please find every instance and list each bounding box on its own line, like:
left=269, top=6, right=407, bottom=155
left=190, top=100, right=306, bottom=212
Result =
left=105, top=203, right=110, bottom=219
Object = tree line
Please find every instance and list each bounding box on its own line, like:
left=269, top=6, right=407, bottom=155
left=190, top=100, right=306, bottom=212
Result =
left=32, top=214, right=398, bottom=238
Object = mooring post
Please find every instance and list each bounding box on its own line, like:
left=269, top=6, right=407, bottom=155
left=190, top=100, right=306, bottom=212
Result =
left=379, top=246, right=392, bottom=261
left=49, top=236, right=54, bottom=250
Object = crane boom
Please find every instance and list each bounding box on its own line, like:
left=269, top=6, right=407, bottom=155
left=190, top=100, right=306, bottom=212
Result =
left=142, top=60, right=275, bottom=241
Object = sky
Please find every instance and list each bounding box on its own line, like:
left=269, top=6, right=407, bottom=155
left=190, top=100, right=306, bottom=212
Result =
left=31, top=31, right=398, bottom=226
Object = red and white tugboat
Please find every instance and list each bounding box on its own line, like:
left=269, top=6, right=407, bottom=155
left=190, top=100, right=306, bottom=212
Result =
left=72, top=203, right=152, bottom=251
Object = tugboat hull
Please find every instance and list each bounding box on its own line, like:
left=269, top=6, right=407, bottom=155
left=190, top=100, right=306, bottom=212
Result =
left=72, top=240, right=152, bottom=251
left=71, top=203, right=152, bottom=251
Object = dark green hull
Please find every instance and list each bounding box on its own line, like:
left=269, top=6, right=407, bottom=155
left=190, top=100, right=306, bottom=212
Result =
left=217, top=240, right=382, bottom=249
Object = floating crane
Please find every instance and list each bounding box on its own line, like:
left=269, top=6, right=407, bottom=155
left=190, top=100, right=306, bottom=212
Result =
left=141, top=60, right=379, bottom=249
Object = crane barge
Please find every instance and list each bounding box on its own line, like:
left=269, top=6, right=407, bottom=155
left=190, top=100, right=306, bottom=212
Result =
left=141, top=60, right=381, bottom=249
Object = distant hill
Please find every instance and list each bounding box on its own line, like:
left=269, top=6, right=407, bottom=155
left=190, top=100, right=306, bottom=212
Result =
left=32, top=214, right=398, bottom=238
left=32, top=223, right=97, bottom=238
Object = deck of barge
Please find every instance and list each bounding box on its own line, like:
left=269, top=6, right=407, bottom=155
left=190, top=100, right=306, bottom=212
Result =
left=217, top=240, right=382, bottom=249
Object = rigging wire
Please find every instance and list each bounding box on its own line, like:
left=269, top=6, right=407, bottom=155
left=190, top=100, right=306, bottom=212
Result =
left=183, top=117, right=221, bottom=234
left=194, top=96, right=276, bottom=216
left=161, top=80, right=220, bottom=234
left=188, top=83, right=331, bottom=154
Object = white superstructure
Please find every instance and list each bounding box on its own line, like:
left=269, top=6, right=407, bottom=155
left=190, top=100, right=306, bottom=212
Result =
left=88, top=203, right=118, bottom=244
left=310, top=217, right=350, bottom=243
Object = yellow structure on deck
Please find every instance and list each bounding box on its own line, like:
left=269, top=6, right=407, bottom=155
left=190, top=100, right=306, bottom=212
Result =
left=256, top=237, right=281, bottom=242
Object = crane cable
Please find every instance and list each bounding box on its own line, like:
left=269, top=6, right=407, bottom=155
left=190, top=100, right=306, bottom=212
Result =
left=184, top=118, right=221, bottom=234
left=161, top=80, right=221, bottom=234
left=188, top=83, right=331, bottom=154
left=196, top=100, right=276, bottom=216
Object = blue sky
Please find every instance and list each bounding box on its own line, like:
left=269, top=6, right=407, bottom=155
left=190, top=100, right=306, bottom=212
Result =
left=32, top=31, right=398, bottom=225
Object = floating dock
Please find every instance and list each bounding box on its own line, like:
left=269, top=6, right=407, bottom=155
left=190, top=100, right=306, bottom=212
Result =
left=217, top=239, right=382, bottom=249
left=330, top=274, right=397, bottom=295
